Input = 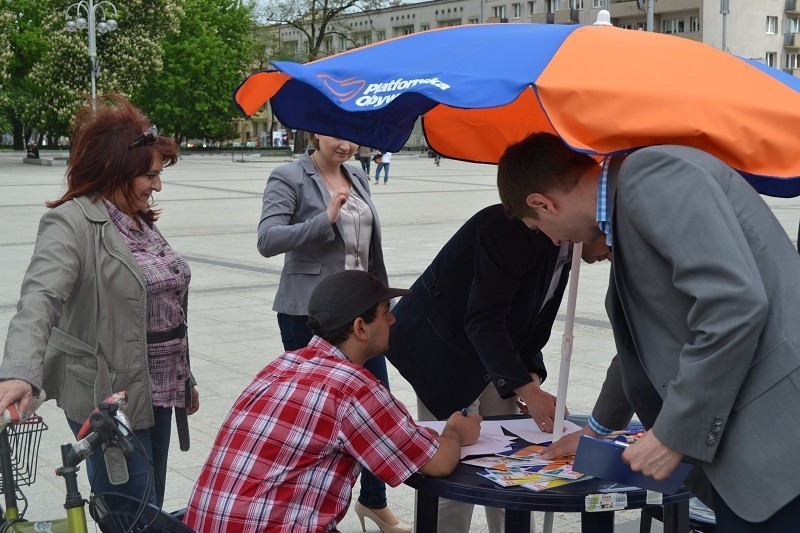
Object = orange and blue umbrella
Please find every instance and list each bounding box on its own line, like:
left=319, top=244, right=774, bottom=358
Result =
left=234, top=23, right=800, bottom=197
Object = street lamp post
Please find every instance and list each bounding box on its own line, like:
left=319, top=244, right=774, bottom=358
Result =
left=64, top=0, right=119, bottom=104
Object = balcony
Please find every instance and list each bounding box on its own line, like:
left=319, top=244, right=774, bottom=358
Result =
left=552, top=9, right=581, bottom=24
left=530, top=12, right=555, bottom=23
left=787, top=0, right=799, bottom=14
left=785, top=32, right=800, bottom=48
left=782, top=67, right=800, bottom=76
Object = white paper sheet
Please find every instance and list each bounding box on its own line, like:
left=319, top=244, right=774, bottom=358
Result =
left=415, top=420, right=517, bottom=458
left=415, top=418, right=582, bottom=457
left=496, top=418, right=583, bottom=444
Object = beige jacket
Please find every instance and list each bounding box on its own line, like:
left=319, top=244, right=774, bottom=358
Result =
left=1, top=195, right=194, bottom=431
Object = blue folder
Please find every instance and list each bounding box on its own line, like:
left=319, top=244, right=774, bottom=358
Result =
left=573, top=435, right=694, bottom=495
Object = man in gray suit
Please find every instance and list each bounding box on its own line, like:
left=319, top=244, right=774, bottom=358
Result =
left=496, top=132, right=800, bottom=530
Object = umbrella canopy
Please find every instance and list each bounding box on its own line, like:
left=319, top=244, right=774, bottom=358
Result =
left=235, top=23, right=800, bottom=197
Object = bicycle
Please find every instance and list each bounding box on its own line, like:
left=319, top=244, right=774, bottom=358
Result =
left=0, top=391, right=192, bottom=532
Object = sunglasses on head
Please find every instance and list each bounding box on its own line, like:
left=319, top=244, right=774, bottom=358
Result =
left=128, top=125, right=158, bottom=149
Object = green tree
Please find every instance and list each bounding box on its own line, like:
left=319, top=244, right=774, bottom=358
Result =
left=134, top=0, right=257, bottom=143
left=0, top=0, right=50, bottom=149
left=257, top=0, right=386, bottom=62
left=0, top=10, right=13, bottom=112
left=22, top=0, right=181, bottom=143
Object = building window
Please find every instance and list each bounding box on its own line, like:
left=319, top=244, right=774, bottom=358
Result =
left=593, top=0, right=603, bottom=7
left=766, top=52, right=777, bottom=67
left=766, top=16, right=778, bottom=34
left=572, top=0, right=584, bottom=9
left=786, top=52, right=798, bottom=69
left=552, top=0, right=560, bottom=10
left=421, top=23, right=430, bottom=31
left=689, top=16, right=700, bottom=32
left=493, top=5, right=506, bottom=18
left=376, top=30, right=385, bottom=41
left=469, top=17, right=479, bottom=23
left=662, top=18, right=685, bottom=34
left=513, top=3, right=522, bottom=18
left=788, top=17, right=800, bottom=34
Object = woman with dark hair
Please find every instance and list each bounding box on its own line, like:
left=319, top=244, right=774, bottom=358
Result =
left=257, top=132, right=410, bottom=532
left=0, top=94, right=198, bottom=507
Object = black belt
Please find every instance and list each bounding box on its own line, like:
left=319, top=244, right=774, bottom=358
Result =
left=147, top=322, right=187, bottom=344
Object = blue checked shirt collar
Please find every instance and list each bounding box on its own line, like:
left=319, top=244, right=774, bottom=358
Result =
left=596, top=157, right=613, bottom=247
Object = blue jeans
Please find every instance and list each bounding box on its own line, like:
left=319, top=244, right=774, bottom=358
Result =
left=67, top=406, right=172, bottom=508
left=277, top=313, right=390, bottom=509
left=374, top=163, right=390, bottom=183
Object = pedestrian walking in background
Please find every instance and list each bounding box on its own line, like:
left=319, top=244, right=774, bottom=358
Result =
left=357, top=145, right=372, bottom=175
left=375, top=151, right=392, bottom=184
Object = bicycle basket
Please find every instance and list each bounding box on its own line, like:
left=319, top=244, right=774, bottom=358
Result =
left=0, top=416, right=47, bottom=491
left=89, top=492, right=194, bottom=533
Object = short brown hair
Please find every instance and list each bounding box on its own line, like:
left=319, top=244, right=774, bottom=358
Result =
left=497, top=133, right=596, bottom=220
left=48, top=94, right=178, bottom=223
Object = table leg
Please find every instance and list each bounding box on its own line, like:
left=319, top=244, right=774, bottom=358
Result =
left=661, top=499, right=690, bottom=533
left=581, top=511, right=615, bottom=533
left=413, top=489, right=439, bottom=533
left=505, top=509, right=531, bottom=532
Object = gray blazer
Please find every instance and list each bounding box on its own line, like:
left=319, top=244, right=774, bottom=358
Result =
left=594, top=146, right=800, bottom=521
left=257, top=151, right=387, bottom=315
left=1, top=196, right=195, bottom=431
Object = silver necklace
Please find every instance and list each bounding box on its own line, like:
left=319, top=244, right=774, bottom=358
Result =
left=313, top=153, right=362, bottom=268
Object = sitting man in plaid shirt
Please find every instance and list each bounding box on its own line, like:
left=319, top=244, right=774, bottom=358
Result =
left=184, top=270, right=482, bottom=532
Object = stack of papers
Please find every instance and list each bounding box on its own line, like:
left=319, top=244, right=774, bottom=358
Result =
left=464, top=444, right=590, bottom=492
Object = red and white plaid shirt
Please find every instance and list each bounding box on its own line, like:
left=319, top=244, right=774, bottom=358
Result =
left=183, top=336, right=438, bottom=533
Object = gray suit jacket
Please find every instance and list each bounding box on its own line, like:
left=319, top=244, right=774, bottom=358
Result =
left=257, top=151, right=387, bottom=315
left=595, top=145, right=800, bottom=522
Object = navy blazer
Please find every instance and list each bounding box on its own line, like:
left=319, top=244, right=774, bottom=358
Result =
left=386, top=204, right=569, bottom=419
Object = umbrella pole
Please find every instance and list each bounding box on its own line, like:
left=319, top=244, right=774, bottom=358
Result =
left=543, top=242, right=582, bottom=533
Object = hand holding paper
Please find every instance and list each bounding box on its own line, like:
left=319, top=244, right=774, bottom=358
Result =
left=621, top=430, right=684, bottom=480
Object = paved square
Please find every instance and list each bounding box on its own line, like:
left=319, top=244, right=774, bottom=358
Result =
left=1, top=151, right=797, bottom=531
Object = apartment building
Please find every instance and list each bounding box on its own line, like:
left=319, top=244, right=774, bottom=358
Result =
left=278, top=0, right=483, bottom=57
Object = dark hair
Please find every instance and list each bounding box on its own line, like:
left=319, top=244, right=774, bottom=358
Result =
left=48, top=94, right=178, bottom=224
left=307, top=302, right=380, bottom=345
left=497, top=133, right=596, bottom=220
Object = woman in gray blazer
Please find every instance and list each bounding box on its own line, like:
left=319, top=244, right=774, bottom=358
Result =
left=257, top=133, right=408, bottom=533
left=0, top=94, right=198, bottom=508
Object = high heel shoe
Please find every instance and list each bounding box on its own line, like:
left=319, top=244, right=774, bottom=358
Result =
left=354, top=501, right=412, bottom=533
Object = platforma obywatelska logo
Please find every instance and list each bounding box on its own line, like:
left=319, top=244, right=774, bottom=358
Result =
left=317, top=74, right=450, bottom=108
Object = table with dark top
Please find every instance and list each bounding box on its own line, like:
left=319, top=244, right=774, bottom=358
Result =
left=406, top=416, right=692, bottom=533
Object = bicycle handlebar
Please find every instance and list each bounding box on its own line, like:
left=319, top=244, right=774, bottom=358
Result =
left=0, top=390, right=47, bottom=432
left=51, top=391, right=137, bottom=469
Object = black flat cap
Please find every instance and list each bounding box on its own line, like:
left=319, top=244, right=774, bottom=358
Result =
left=308, top=270, right=411, bottom=334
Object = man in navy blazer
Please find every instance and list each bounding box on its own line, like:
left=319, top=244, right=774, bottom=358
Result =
left=386, top=203, right=610, bottom=532
left=497, top=132, right=800, bottom=530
